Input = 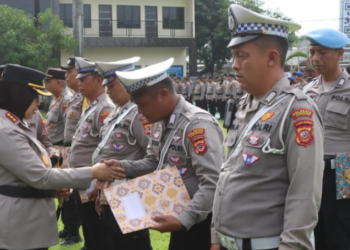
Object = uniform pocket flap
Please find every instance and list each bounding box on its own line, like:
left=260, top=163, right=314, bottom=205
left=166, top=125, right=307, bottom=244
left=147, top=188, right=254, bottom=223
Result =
left=326, top=102, right=350, bottom=115
left=224, top=130, right=238, bottom=147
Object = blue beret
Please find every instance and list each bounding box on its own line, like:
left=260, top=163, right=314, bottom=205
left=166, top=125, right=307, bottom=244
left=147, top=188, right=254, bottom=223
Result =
left=288, top=76, right=295, bottom=82
left=295, top=71, right=304, bottom=77
left=306, top=28, right=349, bottom=49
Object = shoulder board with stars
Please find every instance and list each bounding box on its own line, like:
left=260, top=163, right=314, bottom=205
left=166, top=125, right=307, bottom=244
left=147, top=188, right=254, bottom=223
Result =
left=5, top=112, right=18, bottom=123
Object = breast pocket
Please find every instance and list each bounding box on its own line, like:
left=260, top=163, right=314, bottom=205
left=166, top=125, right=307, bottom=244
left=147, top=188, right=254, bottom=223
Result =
left=224, top=130, right=238, bottom=148
left=47, top=113, right=59, bottom=131
left=324, top=102, right=350, bottom=130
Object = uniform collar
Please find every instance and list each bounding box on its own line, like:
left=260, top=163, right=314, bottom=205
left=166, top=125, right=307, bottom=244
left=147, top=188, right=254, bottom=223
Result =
left=318, top=70, right=349, bottom=89
left=115, top=101, right=133, bottom=116
left=242, top=76, right=289, bottom=113
left=166, top=95, right=186, bottom=129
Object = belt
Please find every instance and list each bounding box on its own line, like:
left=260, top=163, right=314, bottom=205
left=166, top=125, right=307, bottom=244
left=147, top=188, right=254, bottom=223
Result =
left=53, top=140, right=64, bottom=146
left=216, top=231, right=280, bottom=250
left=0, top=185, right=55, bottom=199
left=324, top=158, right=335, bottom=170
left=63, top=141, right=72, bottom=147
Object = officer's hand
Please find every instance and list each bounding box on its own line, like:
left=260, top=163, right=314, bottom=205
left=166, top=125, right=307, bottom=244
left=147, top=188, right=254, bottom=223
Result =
left=210, top=244, right=221, bottom=250
left=88, top=188, right=98, bottom=201
left=54, top=188, right=72, bottom=200
left=49, top=150, right=60, bottom=158
left=95, top=195, right=102, bottom=217
left=150, top=215, right=184, bottom=233
left=91, top=162, right=122, bottom=181
left=104, top=159, right=126, bottom=180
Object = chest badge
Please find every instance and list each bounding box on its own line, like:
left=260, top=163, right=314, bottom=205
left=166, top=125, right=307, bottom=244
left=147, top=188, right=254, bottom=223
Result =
left=153, top=130, right=160, bottom=139
left=115, top=133, right=123, bottom=138
left=173, top=134, right=181, bottom=143
left=170, top=156, right=181, bottom=164
left=260, top=111, right=274, bottom=122
left=242, top=153, right=260, bottom=166
left=112, top=144, right=125, bottom=151
left=248, top=135, right=260, bottom=146
left=177, top=167, right=188, bottom=176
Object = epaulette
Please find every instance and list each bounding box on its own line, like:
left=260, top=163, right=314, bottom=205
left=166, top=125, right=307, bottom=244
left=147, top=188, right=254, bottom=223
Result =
left=284, top=87, right=307, bottom=100
left=5, top=112, right=18, bottom=123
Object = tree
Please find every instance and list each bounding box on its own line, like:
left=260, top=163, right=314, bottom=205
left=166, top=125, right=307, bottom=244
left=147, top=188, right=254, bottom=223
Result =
left=0, top=5, right=77, bottom=72
left=195, top=0, right=300, bottom=75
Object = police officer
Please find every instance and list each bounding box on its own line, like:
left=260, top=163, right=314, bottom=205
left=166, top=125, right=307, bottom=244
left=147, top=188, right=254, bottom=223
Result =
left=287, top=76, right=295, bottom=86
left=106, top=58, right=224, bottom=250
left=193, top=77, right=205, bottom=109
left=224, top=74, right=235, bottom=102
left=214, top=77, right=226, bottom=120
left=0, top=64, right=119, bottom=250
left=93, top=57, right=153, bottom=250
left=59, top=57, right=86, bottom=246
left=294, top=71, right=307, bottom=90
left=211, top=5, right=324, bottom=250
left=206, top=76, right=217, bottom=116
left=305, top=28, right=350, bottom=250
left=174, top=77, right=183, bottom=95
left=44, top=69, right=72, bottom=148
left=69, top=57, right=114, bottom=250
left=182, top=77, right=191, bottom=102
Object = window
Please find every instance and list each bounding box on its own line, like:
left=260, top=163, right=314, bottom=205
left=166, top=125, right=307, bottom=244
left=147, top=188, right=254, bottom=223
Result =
left=59, top=4, right=91, bottom=28
left=83, top=4, right=91, bottom=28
left=163, top=7, right=184, bottom=29
left=117, top=5, right=141, bottom=29
left=60, top=4, right=72, bottom=27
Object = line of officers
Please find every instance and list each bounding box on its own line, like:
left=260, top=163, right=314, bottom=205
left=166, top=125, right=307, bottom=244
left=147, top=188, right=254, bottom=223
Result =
left=171, top=74, right=245, bottom=119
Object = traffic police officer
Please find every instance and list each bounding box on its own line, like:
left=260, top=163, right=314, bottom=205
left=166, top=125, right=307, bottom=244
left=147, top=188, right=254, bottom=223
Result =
left=59, top=57, right=86, bottom=246
left=305, top=28, right=350, bottom=250
left=69, top=57, right=114, bottom=250
left=106, top=58, right=224, bottom=250
left=206, top=76, right=217, bottom=116
left=93, top=57, right=153, bottom=250
left=0, top=64, right=118, bottom=250
left=212, top=5, right=324, bottom=250
left=214, top=77, right=226, bottom=120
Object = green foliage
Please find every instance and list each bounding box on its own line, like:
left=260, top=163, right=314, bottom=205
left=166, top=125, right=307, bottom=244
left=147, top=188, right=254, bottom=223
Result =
left=195, top=0, right=300, bottom=74
left=0, top=5, right=77, bottom=71
left=286, top=50, right=308, bottom=62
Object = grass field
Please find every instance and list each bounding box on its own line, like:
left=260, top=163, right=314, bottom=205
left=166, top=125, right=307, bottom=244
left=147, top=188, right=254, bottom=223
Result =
left=46, top=112, right=226, bottom=249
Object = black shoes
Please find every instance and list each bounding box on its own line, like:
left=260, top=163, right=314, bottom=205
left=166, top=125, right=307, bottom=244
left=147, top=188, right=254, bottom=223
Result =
left=60, top=234, right=82, bottom=245
left=58, top=229, right=68, bottom=239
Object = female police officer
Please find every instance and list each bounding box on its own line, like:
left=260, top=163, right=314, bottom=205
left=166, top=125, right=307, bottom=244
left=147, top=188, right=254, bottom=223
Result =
left=0, top=64, right=118, bottom=250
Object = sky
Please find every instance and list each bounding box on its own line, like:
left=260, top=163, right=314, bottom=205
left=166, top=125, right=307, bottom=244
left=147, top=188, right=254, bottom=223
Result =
left=262, top=0, right=341, bottom=35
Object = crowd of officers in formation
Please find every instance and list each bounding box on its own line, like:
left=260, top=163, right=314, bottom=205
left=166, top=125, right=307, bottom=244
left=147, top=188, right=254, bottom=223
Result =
left=2, top=3, right=350, bottom=250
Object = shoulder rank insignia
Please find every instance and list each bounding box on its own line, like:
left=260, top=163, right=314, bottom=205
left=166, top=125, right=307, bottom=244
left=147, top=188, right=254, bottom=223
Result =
left=5, top=112, right=18, bottom=123
left=294, top=119, right=314, bottom=147
left=242, top=153, right=260, bottom=165
left=290, top=109, right=313, bottom=120
left=264, top=91, right=277, bottom=103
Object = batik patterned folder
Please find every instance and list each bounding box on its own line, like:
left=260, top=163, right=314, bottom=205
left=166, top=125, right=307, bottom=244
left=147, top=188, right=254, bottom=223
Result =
left=104, top=166, right=191, bottom=234
left=335, top=153, right=350, bottom=200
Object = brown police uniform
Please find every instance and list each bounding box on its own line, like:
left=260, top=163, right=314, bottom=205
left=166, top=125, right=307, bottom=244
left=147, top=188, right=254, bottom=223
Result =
left=0, top=109, right=92, bottom=250
left=120, top=96, right=224, bottom=250
left=307, top=70, right=350, bottom=249
left=213, top=77, right=324, bottom=250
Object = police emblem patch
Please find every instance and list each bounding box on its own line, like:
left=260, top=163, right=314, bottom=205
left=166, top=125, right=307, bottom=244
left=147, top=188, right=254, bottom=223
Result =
left=173, top=134, right=181, bottom=143
left=144, top=124, right=151, bottom=136
left=81, top=132, right=88, bottom=138
left=42, top=154, right=49, bottom=167
left=177, top=167, right=188, bottom=176
left=69, top=112, right=76, bottom=118
left=295, top=119, right=314, bottom=147
left=115, top=133, right=123, bottom=138
left=99, top=111, right=110, bottom=124
left=242, top=153, right=260, bottom=166
left=290, top=109, right=313, bottom=120
left=153, top=130, right=160, bottom=139
left=112, top=144, right=125, bottom=151
left=248, top=135, right=260, bottom=146
left=170, top=156, right=181, bottom=164
left=260, top=112, right=274, bottom=122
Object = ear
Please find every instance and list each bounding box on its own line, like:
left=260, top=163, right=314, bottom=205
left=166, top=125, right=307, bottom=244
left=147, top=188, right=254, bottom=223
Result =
left=158, top=88, right=169, bottom=102
left=337, top=48, right=345, bottom=61
left=266, top=49, right=279, bottom=67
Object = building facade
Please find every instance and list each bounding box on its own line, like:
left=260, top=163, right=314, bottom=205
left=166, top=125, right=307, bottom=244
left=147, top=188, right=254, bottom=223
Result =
left=0, top=0, right=197, bottom=76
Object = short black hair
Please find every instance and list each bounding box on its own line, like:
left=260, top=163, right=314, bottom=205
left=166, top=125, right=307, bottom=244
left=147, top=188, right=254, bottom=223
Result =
left=253, top=35, right=289, bottom=68
left=0, top=80, right=37, bottom=120
left=130, top=77, right=175, bottom=101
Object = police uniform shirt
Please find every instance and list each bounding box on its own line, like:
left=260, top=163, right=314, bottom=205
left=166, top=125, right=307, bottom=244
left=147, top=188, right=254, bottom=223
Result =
left=0, top=109, right=92, bottom=249
left=175, top=82, right=183, bottom=95
left=94, top=102, right=150, bottom=164
left=182, top=82, right=190, bottom=98
left=296, top=80, right=308, bottom=90
left=119, top=96, right=224, bottom=230
left=26, top=111, right=54, bottom=154
left=63, top=93, right=84, bottom=144
left=206, top=82, right=216, bottom=100
left=69, top=93, right=114, bottom=168
left=214, top=83, right=225, bottom=101
left=307, top=70, right=350, bottom=156
left=224, top=80, right=233, bottom=98
left=213, top=77, right=324, bottom=249
left=193, top=82, right=205, bottom=101
left=46, top=87, right=73, bottom=144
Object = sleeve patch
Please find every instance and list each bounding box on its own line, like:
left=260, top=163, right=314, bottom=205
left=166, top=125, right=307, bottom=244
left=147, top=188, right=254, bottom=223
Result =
left=187, top=128, right=207, bottom=155
left=290, top=109, right=313, bottom=120
left=144, top=124, right=151, bottom=135
left=295, top=119, right=314, bottom=147
left=99, top=111, right=111, bottom=124
left=41, top=118, right=49, bottom=136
